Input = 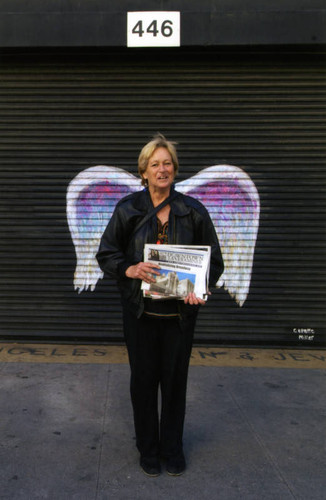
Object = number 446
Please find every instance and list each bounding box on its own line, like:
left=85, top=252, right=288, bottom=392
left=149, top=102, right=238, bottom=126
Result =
left=132, top=19, right=174, bottom=38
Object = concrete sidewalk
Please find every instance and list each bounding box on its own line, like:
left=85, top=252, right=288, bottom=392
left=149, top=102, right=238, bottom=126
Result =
left=0, top=357, right=325, bottom=499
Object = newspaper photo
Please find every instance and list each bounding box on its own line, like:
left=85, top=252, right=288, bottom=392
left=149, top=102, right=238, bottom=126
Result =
left=141, top=244, right=211, bottom=300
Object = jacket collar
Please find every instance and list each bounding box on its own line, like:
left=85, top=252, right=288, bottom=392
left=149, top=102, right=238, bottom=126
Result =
left=133, top=185, right=191, bottom=216
left=170, top=191, right=191, bottom=216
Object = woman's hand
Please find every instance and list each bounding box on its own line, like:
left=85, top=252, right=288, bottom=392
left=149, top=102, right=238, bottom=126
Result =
left=125, top=262, right=160, bottom=283
left=183, top=292, right=207, bottom=306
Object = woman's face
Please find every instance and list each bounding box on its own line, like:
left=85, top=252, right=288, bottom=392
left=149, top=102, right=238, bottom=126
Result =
left=142, top=147, right=175, bottom=192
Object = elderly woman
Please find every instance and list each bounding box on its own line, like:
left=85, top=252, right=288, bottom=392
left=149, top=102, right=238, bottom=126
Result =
left=96, top=134, right=223, bottom=477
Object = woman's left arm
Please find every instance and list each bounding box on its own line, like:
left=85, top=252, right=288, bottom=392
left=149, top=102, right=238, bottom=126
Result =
left=201, top=210, right=224, bottom=287
left=182, top=206, right=224, bottom=306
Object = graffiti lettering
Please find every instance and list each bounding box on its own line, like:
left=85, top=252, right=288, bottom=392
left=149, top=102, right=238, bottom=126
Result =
left=198, top=351, right=228, bottom=359
left=51, top=349, right=66, bottom=357
left=72, top=348, right=88, bottom=356
left=273, top=353, right=287, bottom=361
left=94, top=349, right=107, bottom=356
left=273, top=352, right=325, bottom=363
left=293, top=328, right=315, bottom=334
left=288, top=353, right=310, bottom=362
left=309, top=353, right=326, bottom=362
left=293, top=328, right=315, bottom=341
left=8, top=348, right=30, bottom=355
left=298, top=335, right=314, bottom=341
left=29, top=348, right=47, bottom=356
left=2, top=346, right=109, bottom=358
left=238, top=352, right=255, bottom=361
left=0, top=346, right=325, bottom=368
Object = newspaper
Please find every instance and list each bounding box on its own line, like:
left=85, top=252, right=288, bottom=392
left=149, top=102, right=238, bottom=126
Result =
left=141, top=244, right=211, bottom=300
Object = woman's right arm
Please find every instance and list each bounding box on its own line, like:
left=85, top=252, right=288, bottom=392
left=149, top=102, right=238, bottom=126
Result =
left=96, top=207, right=133, bottom=279
left=125, top=262, right=160, bottom=283
left=96, top=207, right=159, bottom=283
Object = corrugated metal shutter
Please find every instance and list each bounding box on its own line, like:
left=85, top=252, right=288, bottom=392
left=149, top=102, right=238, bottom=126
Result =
left=0, top=47, right=325, bottom=346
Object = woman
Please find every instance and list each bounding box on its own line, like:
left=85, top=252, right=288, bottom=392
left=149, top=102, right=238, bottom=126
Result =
left=96, top=134, right=224, bottom=477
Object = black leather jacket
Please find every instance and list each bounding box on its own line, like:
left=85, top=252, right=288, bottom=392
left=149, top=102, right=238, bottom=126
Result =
left=96, top=187, right=224, bottom=318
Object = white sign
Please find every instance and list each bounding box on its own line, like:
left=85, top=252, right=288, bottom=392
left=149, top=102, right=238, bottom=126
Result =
left=127, top=11, right=180, bottom=47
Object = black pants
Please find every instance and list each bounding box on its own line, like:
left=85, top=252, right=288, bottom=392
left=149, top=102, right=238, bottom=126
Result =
left=122, top=306, right=197, bottom=459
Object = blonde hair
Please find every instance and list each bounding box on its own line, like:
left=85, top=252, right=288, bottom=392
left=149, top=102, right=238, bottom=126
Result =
left=138, top=133, right=179, bottom=186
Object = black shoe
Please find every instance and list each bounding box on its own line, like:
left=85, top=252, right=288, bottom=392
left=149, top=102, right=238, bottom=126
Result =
left=166, top=453, right=186, bottom=476
left=140, top=457, right=161, bottom=477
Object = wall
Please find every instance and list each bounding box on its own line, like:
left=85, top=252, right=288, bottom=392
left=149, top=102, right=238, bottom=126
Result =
left=0, top=46, right=325, bottom=345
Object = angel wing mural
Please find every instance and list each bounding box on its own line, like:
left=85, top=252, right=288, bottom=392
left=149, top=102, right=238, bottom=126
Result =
left=66, top=165, right=260, bottom=306
left=66, top=166, right=141, bottom=292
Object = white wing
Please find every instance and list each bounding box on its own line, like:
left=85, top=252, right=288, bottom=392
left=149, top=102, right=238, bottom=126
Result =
left=66, top=166, right=141, bottom=292
left=176, top=165, right=260, bottom=306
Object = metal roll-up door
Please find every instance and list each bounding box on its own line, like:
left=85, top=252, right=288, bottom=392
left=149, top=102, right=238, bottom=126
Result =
left=0, top=47, right=325, bottom=346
